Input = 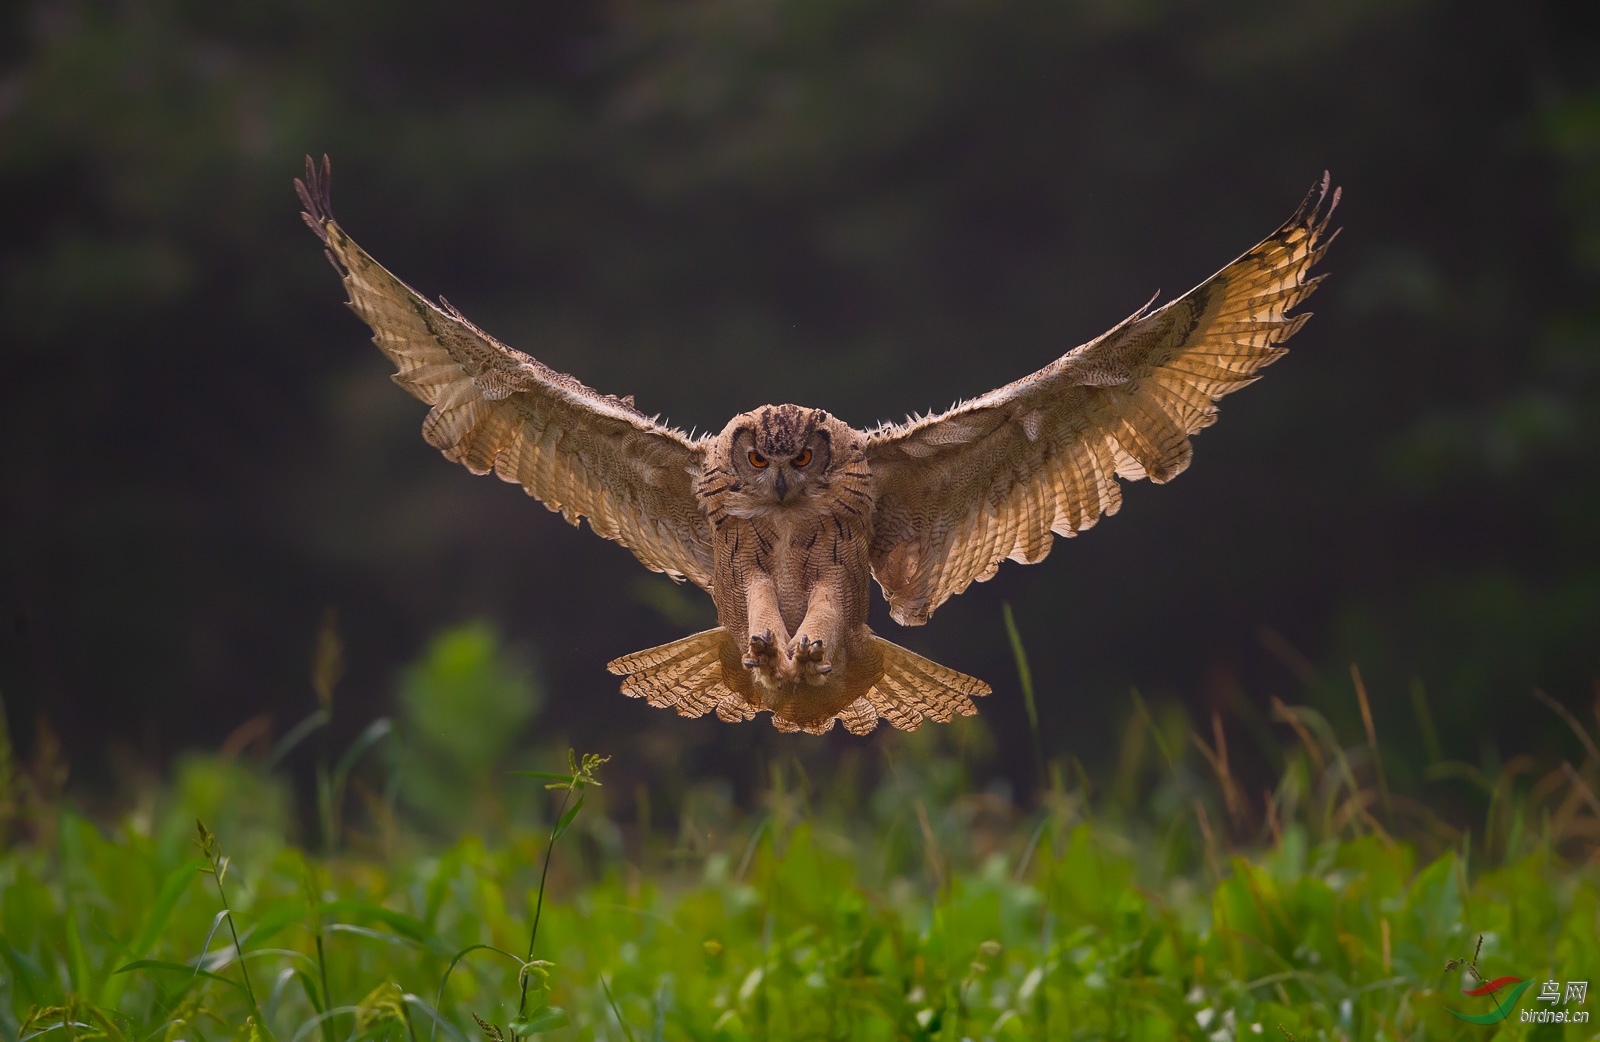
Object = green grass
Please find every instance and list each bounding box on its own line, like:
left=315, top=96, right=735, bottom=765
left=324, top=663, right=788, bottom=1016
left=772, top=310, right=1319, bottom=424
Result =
left=4, top=630, right=1600, bottom=1040
left=3, top=752, right=1599, bottom=1040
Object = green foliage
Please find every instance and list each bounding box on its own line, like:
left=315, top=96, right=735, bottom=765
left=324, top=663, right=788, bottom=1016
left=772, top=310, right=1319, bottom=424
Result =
left=5, top=723, right=1600, bottom=1042
left=15, top=616, right=1599, bottom=1039
left=395, top=622, right=545, bottom=834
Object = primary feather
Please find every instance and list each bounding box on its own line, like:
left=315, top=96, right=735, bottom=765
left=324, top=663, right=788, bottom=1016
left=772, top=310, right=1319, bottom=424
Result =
left=865, top=175, right=1339, bottom=625
left=297, top=156, right=715, bottom=589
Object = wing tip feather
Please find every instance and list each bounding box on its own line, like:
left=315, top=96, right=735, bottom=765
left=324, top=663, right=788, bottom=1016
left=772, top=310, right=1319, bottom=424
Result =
left=1287, top=170, right=1336, bottom=232
left=295, top=154, right=334, bottom=239
left=863, top=175, right=1340, bottom=628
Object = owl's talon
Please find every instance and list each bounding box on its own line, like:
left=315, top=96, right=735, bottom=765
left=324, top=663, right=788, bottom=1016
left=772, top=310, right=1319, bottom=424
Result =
left=744, top=629, right=781, bottom=676
left=788, top=634, right=832, bottom=685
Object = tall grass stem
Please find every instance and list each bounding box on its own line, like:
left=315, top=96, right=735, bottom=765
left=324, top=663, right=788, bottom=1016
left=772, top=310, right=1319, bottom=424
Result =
left=196, top=821, right=265, bottom=1035
left=1350, top=664, right=1392, bottom=826
left=1408, top=679, right=1442, bottom=765
left=1001, top=603, right=1045, bottom=792
left=1534, top=689, right=1600, bottom=767
left=517, top=785, right=572, bottom=1020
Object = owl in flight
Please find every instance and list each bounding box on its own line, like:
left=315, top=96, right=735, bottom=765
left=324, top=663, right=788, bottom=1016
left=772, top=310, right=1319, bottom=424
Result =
left=298, top=157, right=1337, bottom=736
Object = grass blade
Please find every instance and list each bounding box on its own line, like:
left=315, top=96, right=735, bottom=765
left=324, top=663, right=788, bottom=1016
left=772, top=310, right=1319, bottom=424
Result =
left=1350, top=664, right=1392, bottom=826
left=266, top=709, right=332, bottom=771
left=288, top=1007, right=362, bottom=1042
left=599, top=975, right=637, bottom=1042
left=553, top=796, right=585, bottom=840
left=116, top=959, right=248, bottom=995
left=402, top=995, right=468, bottom=1042
left=429, top=944, right=525, bottom=1042
left=1409, top=679, right=1443, bottom=765
left=0, top=937, right=58, bottom=1007
left=319, top=901, right=441, bottom=949
left=130, top=858, right=207, bottom=960
left=1001, top=603, right=1045, bottom=790
left=327, top=924, right=426, bottom=949
left=335, top=718, right=392, bottom=783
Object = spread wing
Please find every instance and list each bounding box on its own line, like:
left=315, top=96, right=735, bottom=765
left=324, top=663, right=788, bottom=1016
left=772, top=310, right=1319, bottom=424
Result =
left=296, top=156, right=715, bottom=588
left=866, top=175, right=1339, bottom=625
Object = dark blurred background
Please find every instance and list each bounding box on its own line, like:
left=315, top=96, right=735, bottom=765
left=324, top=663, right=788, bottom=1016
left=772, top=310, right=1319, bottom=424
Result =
left=2, top=0, right=1597, bottom=808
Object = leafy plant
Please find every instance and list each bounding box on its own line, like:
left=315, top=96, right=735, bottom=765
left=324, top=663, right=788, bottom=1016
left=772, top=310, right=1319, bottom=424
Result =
left=7, top=613, right=1600, bottom=1041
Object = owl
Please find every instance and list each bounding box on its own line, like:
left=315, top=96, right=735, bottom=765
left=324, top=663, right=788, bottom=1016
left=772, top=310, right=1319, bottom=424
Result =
left=297, top=157, right=1338, bottom=736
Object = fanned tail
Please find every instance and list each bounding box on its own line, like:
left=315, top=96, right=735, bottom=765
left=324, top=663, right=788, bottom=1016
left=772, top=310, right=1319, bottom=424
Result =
left=850, top=636, right=991, bottom=734
left=606, top=628, right=742, bottom=719
left=606, top=628, right=990, bottom=736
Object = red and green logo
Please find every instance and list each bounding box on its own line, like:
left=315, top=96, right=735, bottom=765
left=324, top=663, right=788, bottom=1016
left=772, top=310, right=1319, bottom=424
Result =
left=1448, top=975, right=1533, bottom=1025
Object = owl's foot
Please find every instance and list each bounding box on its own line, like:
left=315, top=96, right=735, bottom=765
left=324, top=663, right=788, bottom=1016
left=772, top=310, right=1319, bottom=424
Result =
left=787, top=634, right=833, bottom=686
left=743, top=629, right=781, bottom=679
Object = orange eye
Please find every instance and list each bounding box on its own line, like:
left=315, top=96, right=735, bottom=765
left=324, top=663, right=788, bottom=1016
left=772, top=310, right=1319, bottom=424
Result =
left=748, top=451, right=768, bottom=468
left=792, top=449, right=812, bottom=468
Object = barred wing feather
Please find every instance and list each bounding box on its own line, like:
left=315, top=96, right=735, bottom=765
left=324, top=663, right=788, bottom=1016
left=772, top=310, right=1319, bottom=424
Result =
left=866, top=175, right=1339, bottom=624
left=297, top=156, right=714, bottom=588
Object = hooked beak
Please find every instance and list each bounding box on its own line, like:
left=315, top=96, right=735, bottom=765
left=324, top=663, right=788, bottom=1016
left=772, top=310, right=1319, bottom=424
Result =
left=774, top=471, right=788, bottom=500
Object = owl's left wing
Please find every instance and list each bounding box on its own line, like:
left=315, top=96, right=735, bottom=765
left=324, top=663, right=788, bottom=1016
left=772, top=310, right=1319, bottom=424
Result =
left=866, top=175, right=1339, bottom=625
left=297, top=156, right=715, bottom=588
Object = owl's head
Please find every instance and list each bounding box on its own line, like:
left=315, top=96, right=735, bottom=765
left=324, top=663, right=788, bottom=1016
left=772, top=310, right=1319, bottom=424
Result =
left=707, top=404, right=858, bottom=515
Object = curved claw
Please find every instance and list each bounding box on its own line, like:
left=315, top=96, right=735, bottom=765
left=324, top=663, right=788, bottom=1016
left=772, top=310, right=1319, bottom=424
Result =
left=789, top=634, right=833, bottom=684
left=743, top=628, right=778, bottom=670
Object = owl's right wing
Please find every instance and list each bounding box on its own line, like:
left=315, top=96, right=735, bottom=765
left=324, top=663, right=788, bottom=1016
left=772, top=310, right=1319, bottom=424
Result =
left=297, top=156, right=715, bottom=588
left=865, top=175, right=1338, bottom=625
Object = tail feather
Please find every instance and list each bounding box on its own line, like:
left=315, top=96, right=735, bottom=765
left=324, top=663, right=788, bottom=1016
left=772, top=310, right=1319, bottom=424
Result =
left=837, top=697, right=880, bottom=736
left=606, top=628, right=736, bottom=718
left=863, top=636, right=990, bottom=732
left=607, top=627, right=990, bottom=736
